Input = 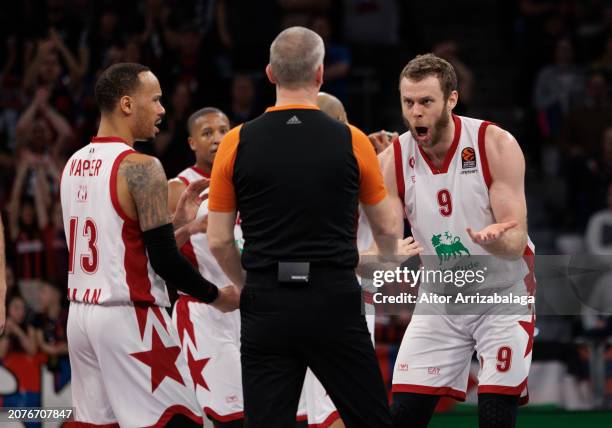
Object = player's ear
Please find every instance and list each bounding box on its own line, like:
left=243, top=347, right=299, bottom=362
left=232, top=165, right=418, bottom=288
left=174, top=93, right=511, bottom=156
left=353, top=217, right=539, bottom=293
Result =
left=119, top=95, right=133, bottom=115
left=187, top=136, right=196, bottom=152
left=265, top=64, right=276, bottom=85
left=447, top=90, right=458, bottom=112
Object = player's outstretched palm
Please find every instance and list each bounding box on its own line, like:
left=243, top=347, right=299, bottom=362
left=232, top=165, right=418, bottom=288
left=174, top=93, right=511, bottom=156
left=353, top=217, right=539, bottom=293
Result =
left=466, top=221, right=518, bottom=246
left=173, top=178, right=210, bottom=228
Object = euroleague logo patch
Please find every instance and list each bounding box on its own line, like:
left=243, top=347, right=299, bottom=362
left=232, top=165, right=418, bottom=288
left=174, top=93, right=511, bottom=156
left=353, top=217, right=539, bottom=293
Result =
left=461, top=147, right=476, bottom=169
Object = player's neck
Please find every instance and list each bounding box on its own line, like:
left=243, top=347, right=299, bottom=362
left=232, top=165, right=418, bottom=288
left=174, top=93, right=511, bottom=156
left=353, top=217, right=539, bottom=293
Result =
left=97, top=118, right=134, bottom=146
left=194, top=161, right=212, bottom=176
left=275, top=86, right=318, bottom=107
left=420, top=118, right=456, bottom=167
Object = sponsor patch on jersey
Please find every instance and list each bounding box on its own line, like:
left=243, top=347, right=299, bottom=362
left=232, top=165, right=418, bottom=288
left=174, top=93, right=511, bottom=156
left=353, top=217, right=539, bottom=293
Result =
left=431, top=232, right=470, bottom=265
left=461, top=147, right=476, bottom=169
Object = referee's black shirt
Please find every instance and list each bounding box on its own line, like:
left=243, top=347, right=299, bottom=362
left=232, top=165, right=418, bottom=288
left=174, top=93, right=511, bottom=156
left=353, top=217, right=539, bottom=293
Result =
left=208, top=104, right=386, bottom=271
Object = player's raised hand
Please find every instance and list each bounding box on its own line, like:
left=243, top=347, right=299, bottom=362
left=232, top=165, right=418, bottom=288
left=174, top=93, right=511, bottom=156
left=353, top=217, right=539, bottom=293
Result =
left=187, top=214, right=208, bottom=236
left=211, top=285, right=241, bottom=313
left=173, top=178, right=210, bottom=229
left=466, top=221, right=518, bottom=246
left=368, top=130, right=398, bottom=154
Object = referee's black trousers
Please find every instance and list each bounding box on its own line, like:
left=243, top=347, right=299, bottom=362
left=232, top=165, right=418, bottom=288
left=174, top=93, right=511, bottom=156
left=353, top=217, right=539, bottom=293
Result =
left=240, top=267, right=392, bottom=428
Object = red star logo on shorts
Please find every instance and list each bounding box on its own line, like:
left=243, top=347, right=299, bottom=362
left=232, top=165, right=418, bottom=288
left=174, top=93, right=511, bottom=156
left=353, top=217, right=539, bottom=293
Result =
left=175, top=296, right=198, bottom=345
left=518, top=313, right=536, bottom=357
left=187, top=348, right=210, bottom=391
left=131, top=328, right=185, bottom=393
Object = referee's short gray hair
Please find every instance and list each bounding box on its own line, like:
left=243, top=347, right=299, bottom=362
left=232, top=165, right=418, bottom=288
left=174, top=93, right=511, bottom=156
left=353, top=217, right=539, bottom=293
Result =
left=269, top=26, right=325, bottom=89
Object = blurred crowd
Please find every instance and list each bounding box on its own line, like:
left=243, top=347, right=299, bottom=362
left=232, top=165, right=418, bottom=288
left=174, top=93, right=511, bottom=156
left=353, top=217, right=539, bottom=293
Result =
left=0, top=0, right=612, bottom=410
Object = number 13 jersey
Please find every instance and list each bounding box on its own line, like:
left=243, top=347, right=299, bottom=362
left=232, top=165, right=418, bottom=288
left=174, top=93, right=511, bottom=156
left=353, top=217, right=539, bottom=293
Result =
left=60, top=137, right=170, bottom=306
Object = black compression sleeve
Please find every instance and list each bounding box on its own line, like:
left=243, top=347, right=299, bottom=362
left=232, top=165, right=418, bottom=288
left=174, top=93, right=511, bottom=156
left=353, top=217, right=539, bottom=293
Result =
left=142, top=223, right=219, bottom=303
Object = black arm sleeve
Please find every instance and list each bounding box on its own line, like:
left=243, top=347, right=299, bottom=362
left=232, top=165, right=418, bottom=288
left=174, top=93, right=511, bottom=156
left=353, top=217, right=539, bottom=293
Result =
left=142, top=223, right=219, bottom=303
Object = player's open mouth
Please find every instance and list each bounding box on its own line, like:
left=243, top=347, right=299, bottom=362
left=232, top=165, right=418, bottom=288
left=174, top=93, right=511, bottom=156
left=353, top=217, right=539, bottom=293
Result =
left=415, top=126, right=428, bottom=136
left=414, top=126, right=430, bottom=142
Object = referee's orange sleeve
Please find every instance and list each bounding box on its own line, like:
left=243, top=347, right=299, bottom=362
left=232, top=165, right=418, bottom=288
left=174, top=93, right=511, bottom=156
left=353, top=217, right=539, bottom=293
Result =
left=209, top=125, right=243, bottom=212
left=349, top=124, right=387, bottom=204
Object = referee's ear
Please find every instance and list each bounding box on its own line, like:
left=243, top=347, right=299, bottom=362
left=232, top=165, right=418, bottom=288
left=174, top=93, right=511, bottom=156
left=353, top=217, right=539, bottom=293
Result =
left=266, top=64, right=277, bottom=85
left=315, top=63, right=324, bottom=87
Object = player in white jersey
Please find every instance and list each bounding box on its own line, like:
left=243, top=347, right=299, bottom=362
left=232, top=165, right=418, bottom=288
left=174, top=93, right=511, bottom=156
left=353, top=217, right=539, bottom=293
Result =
left=60, top=63, right=239, bottom=427
left=377, top=55, right=536, bottom=428
left=167, top=107, right=249, bottom=427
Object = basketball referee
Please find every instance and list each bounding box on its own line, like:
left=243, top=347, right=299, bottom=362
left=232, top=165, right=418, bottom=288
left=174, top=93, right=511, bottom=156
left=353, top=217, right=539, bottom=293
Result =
left=208, top=26, right=415, bottom=428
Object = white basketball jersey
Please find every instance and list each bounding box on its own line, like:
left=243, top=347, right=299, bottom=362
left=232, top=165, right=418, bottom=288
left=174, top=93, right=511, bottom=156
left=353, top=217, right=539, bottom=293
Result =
left=176, top=166, right=244, bottom=288
left=61, top=137, right=170, bottom=306
left=393, top=115, right=535, bottom=294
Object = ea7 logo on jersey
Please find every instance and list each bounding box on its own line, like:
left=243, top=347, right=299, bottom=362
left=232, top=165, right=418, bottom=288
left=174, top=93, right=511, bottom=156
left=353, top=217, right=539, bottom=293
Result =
left=77, top=184, right=88, bottom=202
left=461, top=147, right=476, bottom=169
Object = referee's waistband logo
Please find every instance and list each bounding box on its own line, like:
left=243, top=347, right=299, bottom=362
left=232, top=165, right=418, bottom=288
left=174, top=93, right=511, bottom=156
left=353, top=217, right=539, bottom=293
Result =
left=286, top=115, right=302, bottom=125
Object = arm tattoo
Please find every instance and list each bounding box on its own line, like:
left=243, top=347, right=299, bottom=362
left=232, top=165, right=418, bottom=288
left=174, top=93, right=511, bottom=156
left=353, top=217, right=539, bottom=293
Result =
left=119, top=157, right=170, bottom=231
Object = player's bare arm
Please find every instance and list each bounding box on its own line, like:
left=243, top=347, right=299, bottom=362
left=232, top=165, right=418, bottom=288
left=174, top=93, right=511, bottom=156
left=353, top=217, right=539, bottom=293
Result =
left=167, top=178, right=187, bottom=215
left=466, top=125, right=528, bottom=259
left=117, top=153, right=170, bottom=230
left=208, top=210, right=246, bottom=288
left=117, top=152, right=239, bottom=310
left=172, top=178, right=209, bottom=229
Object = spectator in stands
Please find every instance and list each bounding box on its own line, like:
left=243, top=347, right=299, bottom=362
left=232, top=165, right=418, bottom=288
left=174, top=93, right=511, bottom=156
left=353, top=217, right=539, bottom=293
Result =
left=311, top=14, right=351, bottom=101
left=592, top=36, right=612, bottom=82
left=228, top=73, right=258, bottom=125
left=85, top=7, right=123, bottom=75
left=433, top=40, right=474, bottom=114
left=585, top=181, right=612, bottom=255
left=33, top=282, right=68, bottom=388
left=533, top=37, right=585, bottom=139
left=562, top=71, right=612, bottom=158
left=43, top=201, right=67, bottom=289
left=0, top=295, right=37, bottom=358
left=23, top=35, right=83, bottom=121
left=155, top=82, right=193, bottom=177
left=7, top=147, right=58, bottom=308
left=15, top=86, right=73, bottom=169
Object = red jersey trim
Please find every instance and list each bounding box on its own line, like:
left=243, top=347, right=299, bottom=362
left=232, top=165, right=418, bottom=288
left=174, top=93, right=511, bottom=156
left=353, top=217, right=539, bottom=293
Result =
left=392, top=384, right=466, bottom=401
left=122, top=221, right=156, bottom=306
left=393, top=138, right=406, bottom=206
left=309, top=410, right=340, bottom=428
left=143, top=405, right=203, bottom=428
left=478, top=377, right=528, bottom=400
left=477, top=121, right=493, bottom=188
left=523, top=245, right=536, bottom=297
left=177, top=176, right=189, bottom=186
left=190, top=166, right=211, bottom=178
left=91, top=136, right=129, bottom=144
left=110, top=149, right=138, bottom=225
left=180, top=241, right=199, bottom=269
left=204, top=408, right=245, bottom=423
left=416, top=114, right=462, bottom=175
